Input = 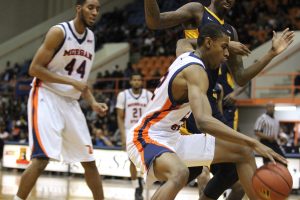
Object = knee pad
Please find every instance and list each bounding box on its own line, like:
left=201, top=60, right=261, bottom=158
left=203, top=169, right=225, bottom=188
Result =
left=204, top=163, right=239, bottom=199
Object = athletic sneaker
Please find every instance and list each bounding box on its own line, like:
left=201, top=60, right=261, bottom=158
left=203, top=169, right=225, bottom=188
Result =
left=135, top=187, right=143, bottom=200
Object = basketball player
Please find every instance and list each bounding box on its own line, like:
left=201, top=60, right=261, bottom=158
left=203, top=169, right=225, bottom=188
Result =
left=127, top=23, right=286, bottom=200
left=144, top=0, right=294, bottom=199
left=116, top=72, right=152, bottom=200
left=14, top=1, right=107, bottom=200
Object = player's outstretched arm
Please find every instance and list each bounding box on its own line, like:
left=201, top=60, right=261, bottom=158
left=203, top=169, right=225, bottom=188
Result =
left=227, top=28, right=295, bottom=86
left=29, top=27, right=83, bottom=88
left=183, top=65, right=287, bottom=164
left=144, top=0, right=204, bottom=29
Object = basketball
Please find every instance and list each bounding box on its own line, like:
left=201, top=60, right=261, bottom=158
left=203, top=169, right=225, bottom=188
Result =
left=252, top=163, right=293, bottom=200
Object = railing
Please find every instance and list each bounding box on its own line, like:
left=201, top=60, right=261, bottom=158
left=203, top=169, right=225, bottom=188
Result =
left=252, top=72, right=300, bottom=99
left=1, top=72, right=300, bottom=106
left=0, top=77, right=161, bottom=99
left=90, top=77, right=161, bottom=96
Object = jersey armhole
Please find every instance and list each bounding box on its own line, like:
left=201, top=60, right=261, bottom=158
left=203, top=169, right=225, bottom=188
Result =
left=52, top=23, right=67, bottom=58
left=168, top=62, right=205, bottom=106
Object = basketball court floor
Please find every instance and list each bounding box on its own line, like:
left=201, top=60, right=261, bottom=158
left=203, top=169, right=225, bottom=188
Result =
left=0, top=170, right=299, bottom=200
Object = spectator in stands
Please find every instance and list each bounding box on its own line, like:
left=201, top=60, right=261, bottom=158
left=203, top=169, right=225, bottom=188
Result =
left=254, top=102, right=286, bottom=165
left=2, top=61, right=13, bottom=82
left=93, top=127, right=114, bottom=147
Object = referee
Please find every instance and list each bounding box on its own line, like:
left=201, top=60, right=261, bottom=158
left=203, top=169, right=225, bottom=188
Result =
left=254, top=102, right=286, bottom=165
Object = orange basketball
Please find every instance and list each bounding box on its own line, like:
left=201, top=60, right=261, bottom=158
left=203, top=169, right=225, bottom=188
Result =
left=252, top=163, right=293, bottom=200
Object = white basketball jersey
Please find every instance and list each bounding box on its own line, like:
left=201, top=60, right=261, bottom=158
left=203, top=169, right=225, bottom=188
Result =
left=123, top=89, right=151, bottom=130
left=132, top=52, right=205, bottom=137
left=33, top=20, right=95, bottom=99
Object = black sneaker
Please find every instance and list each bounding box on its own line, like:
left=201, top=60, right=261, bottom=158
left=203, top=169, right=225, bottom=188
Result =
left=135, top=187, right=143, bottom=200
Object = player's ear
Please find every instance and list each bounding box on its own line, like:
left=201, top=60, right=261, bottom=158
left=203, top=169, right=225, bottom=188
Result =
left=76, top=5, right=82, bottom=12
left=204, top=37, right=212, bottom=49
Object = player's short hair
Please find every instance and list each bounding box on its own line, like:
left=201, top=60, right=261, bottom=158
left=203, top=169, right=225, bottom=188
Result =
left=76, top=0, right=86, bottom=5
left=197, top=23, right=226, bottom=46
left=130, top=72, right=142, bottom=79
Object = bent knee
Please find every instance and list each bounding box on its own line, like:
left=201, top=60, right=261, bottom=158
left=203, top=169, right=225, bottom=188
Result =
left=169, top=167, right=189, bottom=187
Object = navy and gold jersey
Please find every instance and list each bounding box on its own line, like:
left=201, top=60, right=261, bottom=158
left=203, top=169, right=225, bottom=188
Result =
left=184, top=7, right=235, bottom=40
left=217, top=65, right=238, bottom=130
left=180, top=7, right=234, bottom=134
left=184, top=6, right=235, bottom=104
left=217, top=65, right=234, bottom=97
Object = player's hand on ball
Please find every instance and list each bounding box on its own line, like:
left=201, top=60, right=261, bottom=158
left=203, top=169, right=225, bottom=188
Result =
left=271, top=28, right=294, bottom=56
left=229, top=41, right=251, bottom=56
left=92, top=102, right=108, bottom=116
left=252, top=140, right=287, bottom=165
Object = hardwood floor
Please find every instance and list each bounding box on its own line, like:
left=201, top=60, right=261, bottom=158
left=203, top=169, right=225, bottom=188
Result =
left=0, top=170, right=299, bottom=200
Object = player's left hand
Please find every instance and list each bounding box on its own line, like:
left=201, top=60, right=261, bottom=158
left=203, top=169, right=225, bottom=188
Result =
left=251, top=139, right=287, bottom=165
left=228, top=41, right=251, bottom=56
left=92, top=102, right=108, bottom=116
left=271, top=28, right=294, bottom=56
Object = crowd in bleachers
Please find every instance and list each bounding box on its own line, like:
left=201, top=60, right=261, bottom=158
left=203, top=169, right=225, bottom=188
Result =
left=0, top=0, right=300, bottom=152
left=94, top=0, right=300, bottom=54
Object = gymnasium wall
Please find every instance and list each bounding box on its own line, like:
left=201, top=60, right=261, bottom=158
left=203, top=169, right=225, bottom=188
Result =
left=0, top=0, right=74, bottom=44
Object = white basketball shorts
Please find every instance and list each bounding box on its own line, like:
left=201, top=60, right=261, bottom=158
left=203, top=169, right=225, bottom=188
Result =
left=127, top=131, right=215, bottom=185
left=28, top=85, right=94, bottom=163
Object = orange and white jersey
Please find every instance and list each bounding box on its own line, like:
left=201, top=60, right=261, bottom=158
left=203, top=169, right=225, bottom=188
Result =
left=126, top=52, right=216, bottom=184
left=116, top=88, right=152, bottom=131
left=128, top=52, right=205, bottom=146
left=33, top=20, right=95, bottom=100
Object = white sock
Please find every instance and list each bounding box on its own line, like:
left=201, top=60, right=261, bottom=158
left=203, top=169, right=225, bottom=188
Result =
left=13, top=196, right=23, bottom=200
left=131, top=179, right=139, bottom=188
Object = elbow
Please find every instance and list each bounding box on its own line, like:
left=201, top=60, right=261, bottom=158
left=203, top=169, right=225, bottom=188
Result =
left=145, top=18, right=162, bottom=30
left=28, top=66, right=37, bottom=77
left=195, top=117, right=210, bottom=134
left=235, top=77, right=247, bottom=87
left=146, top=22, right=160, bottom=30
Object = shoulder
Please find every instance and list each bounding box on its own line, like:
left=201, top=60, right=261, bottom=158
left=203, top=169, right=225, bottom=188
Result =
left=87, top=27, right=95, bottom=37
left=182, top=63, right=208, bottom=83
left=257, top=114, right=266, bottom=121
left=117, top=90, right=126, bottom=97
left=48, top=25, right=65, bottom=38
left=43, top=26, right=65, bottom=47
left=146, top=89, right=153, bottom=95
left=183, top=2, right=205, bottom=17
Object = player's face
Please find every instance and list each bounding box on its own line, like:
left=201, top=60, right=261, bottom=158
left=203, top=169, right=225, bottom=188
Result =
left=79, top=0, right=100, bottom=27
left=130, top=75, right=143, bottom=90
left=209, top=35, right=230, bottom=69
left=215, top=0, right=235, bottom=12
